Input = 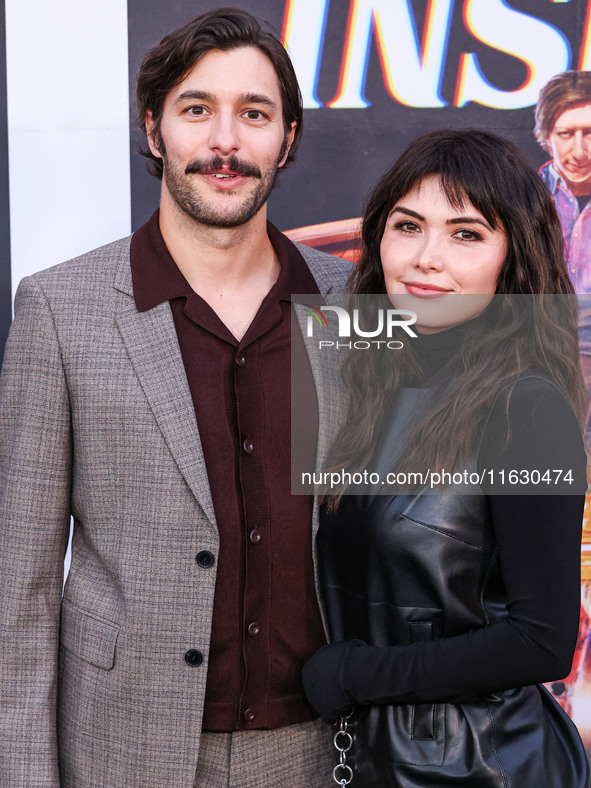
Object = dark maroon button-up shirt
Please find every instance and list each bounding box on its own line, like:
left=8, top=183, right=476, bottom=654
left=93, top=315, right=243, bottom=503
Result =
left=130, top=211, right=327, bottom=731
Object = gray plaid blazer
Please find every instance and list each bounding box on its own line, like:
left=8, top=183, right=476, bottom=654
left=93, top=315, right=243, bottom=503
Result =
left=0, top=235, right=351, bottom=787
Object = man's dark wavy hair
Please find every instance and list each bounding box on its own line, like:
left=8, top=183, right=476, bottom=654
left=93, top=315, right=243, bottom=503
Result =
left=136, top=7, right=303, bottom=179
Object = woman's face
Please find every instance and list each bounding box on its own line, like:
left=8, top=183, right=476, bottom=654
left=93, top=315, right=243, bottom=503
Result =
left=380, top=175, right=508, bottom=333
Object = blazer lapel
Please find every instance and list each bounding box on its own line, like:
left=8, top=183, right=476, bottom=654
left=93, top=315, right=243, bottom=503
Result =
left=294, top=301, right=349, bottom=638
left=293, top=303, right=349, bottom=498
left=114, top=259, right=217, bottom=526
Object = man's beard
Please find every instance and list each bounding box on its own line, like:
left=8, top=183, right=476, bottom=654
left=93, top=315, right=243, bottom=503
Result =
left=162, top=152, right=280, bottom=228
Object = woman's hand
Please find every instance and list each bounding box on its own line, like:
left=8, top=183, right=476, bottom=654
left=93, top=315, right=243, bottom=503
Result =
left=302, top=639, right=366, bottom=722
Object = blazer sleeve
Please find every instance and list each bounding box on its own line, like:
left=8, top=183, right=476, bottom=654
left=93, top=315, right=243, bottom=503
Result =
left=0, top=276, right=72, bottom=786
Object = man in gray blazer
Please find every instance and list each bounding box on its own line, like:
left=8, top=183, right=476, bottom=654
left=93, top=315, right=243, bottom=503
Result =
left=0, top=8, right=349, bottom=787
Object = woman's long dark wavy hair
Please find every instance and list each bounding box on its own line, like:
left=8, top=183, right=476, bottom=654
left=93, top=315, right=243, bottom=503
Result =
left=325, top=129, right=586, bottom=505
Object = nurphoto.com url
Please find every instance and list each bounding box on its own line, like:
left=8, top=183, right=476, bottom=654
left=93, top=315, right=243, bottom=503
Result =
left=302, top=468, right=576, bottom=490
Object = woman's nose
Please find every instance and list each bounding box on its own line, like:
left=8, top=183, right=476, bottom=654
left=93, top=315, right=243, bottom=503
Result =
left=414, top=235, right=445, bottom=272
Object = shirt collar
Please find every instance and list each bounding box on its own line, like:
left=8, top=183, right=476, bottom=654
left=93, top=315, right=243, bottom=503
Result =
left=130, top=210, right=321, bottom=313
left=130, top=211, right=192, bottom=312
left=541, top=160, right=568, bottom=195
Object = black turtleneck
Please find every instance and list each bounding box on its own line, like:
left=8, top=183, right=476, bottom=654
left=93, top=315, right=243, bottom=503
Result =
left=410, top=318, right=587, bottom=494
left=302, top=318, right=588, bottom=722
left=412, top=316, right=474, bottom=378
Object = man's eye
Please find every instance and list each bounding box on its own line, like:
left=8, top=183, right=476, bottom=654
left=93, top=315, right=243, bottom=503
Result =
left=244, top=110, right=265, bottom=120
left=186, top=106, right=207, bottom=116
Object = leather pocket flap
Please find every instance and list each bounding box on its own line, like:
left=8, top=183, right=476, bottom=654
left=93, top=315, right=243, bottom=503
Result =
left=60, top=601, right=119, bottom=670
left=408, top=621, right=433, bottom=643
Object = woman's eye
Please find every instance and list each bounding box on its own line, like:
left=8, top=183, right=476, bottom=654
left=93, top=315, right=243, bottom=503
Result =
left=393, top=220, right=419, bottom=233
left=454, top=229, right=482, bottom=241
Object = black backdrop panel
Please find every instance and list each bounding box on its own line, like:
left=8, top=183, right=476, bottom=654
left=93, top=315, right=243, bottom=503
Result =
left=127, top=0, right=589, bottom=233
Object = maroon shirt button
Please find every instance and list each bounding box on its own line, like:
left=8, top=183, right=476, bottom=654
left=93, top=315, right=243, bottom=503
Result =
left=243, top=707, right=256, bottom=723
left=247, top=622, right=260, bottom=637
left=236, top=353, right=246, bottom=367
left=249, top=529, right=262, bottom=544
left=242, top=438, right=254, bottom=454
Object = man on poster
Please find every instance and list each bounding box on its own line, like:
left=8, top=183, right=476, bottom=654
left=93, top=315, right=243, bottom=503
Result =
left=535, top=70, right=591, bottom=417
left=0, top=7, right=348, bottom=786
left=535, top=69, right=591, bottom=714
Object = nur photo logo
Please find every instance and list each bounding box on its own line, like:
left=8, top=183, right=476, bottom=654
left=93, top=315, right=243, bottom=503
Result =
left=303, top=304, right=417, bottom=350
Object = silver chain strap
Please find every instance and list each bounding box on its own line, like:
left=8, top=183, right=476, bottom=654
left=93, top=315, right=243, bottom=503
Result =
left=332, top=711, right=354, bottom=785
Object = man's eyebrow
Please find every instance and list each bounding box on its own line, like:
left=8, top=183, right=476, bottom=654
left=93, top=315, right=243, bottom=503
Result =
left=238, top=92, right=279, bottom=110
left=174, top=90, right=214, bottom=105
left=173, top=90, right=278, bottom=111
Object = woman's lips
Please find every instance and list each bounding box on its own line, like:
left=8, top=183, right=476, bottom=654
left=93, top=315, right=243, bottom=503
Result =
left=403, top=282, right=453, bottom=298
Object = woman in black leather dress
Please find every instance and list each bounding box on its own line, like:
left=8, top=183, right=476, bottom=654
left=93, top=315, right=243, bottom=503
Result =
left=302, top=130, right=591, bottom=787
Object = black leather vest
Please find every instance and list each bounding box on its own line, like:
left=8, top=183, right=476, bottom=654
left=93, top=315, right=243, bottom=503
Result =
left=317, top=388, right=589, bottom=787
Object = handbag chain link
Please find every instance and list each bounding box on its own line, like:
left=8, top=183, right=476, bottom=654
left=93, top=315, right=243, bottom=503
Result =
left=332, top=711, right=354, bottom=785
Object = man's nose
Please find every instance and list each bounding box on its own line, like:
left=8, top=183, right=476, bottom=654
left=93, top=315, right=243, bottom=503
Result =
left=208, top=112, right=240, bottom=156
left=572, top=132, right=589, bottom=162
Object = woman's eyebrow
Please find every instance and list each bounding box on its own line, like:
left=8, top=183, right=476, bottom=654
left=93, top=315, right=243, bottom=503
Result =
left=391, top=206, right=424, bottom=220
left=447, top=216, right=491, bottom=229
left=391, top=206, right=491, bottom=230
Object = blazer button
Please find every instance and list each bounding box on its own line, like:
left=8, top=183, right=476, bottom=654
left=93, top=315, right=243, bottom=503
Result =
left=196, top=550, right=215, bottom=568
left=247, top=622, right=260, bottom=637
left=184, top=649, right=203, bottom=667
left=243, top=438, right=254, bottom=454
left=243, top=707, right=256, bottom=722
left=236, top=353, right=246, bottom=367
left=249, top=529, right=262, bottom=544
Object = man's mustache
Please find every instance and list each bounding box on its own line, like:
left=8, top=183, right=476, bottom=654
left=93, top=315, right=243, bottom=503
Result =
left=185, top=154, right=262, bottom=178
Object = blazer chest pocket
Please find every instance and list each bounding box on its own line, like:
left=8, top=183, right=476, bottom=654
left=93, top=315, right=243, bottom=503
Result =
left=60, top=600, right=119, bottom=670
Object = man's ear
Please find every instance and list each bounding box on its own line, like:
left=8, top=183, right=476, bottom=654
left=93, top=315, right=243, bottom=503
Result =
left=145, top=111, right=163, bottom=159
left=278, top=121, right=297, bottom=168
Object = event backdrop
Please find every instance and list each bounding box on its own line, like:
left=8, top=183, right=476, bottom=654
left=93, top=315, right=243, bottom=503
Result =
left=129, top=0, right=591, bottom=231
left=2, top=0, right=591, bottom=744
left=3, top=0, right=591, bottom=360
